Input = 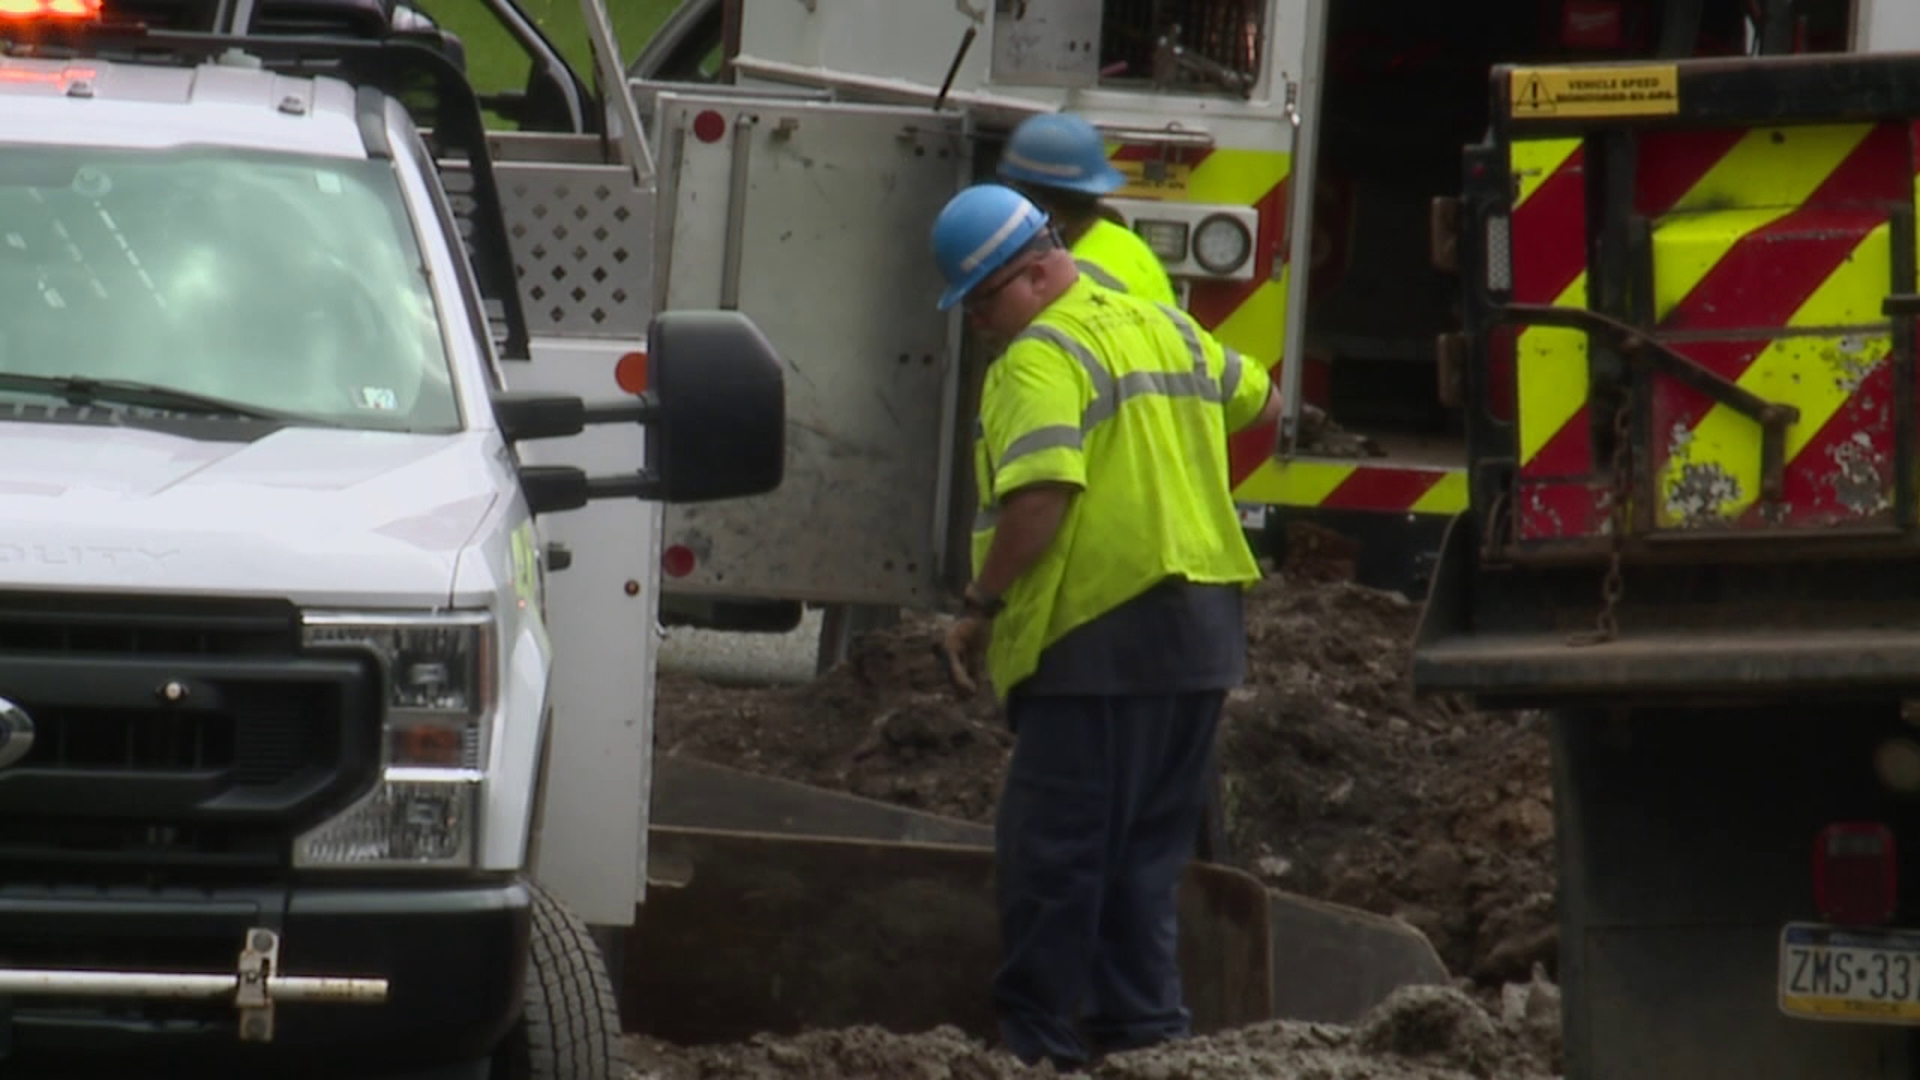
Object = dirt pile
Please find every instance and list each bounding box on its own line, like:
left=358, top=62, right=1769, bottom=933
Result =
left=622, top=977, right=1563, bottom=1080
left=655, top=618, right=1011, bottom=822
left=1221, top=577, right=1556, bottom=983
left=653, top=565, right=1554, bottom=983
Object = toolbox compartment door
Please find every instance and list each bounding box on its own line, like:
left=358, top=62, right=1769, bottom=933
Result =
left=651, top=92, right=967, bottom=608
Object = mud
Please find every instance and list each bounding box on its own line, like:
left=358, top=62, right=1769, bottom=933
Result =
left=654, top=550, right=1554, bottom=984
left=622, top=978, right=1563, bottom=1080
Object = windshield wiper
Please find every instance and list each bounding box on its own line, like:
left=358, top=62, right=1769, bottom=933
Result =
left=0, top=374, right=326, bottom=425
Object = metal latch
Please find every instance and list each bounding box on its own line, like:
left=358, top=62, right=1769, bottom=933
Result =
left=236, top=928, right=277, bottom=1042
left=1498, top=303, right=1802, bottom=505
left=0, top=927, right=387, bottom=1044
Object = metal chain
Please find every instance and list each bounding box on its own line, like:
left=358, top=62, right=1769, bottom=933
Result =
left=1568, top=399, right=1631, bottom=647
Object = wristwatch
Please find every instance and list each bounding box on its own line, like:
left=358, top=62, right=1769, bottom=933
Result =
left=962, top=582, right=1005, bottom=618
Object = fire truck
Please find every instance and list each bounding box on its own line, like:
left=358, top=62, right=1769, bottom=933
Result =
left=1413, top=1, right=1920, bottom=1078
left=622, top=0, right=1479, bottom=659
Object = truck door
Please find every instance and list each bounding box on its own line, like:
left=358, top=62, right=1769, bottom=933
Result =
left=649, top=93, right=969, bottom=610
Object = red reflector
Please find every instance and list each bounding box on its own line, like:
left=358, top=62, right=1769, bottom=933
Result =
left=614, top=350, right=649, bottom=395
left=692, top=110, right=726, bottom=144
left=662, top=544, right=696, bottom=578
left=1815, top=822, right=1897, bottom=926
left=0, top=0, right=101, bottom=18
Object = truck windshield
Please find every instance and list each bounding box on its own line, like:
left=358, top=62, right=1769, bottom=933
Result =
left=0, top=144, right=458, bottom=432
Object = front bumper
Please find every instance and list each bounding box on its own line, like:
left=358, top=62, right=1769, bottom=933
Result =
left=0, top=879, right=529, bottom=1076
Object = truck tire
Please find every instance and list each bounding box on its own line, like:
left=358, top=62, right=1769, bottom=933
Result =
left=495, top=883, right=625, bottom=1080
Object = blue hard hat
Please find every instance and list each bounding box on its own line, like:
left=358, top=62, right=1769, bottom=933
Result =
left=996, top=113, right=1125, bottom=196
left=930, top=183, right=1049, bottom=311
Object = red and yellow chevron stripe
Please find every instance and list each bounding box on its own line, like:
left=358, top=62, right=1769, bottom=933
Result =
left=1513, top=119, right=1911, bottom=541
left=1108, top=142, right=1469, bottom=518
left=1509, top=134, right=1601, bottom=539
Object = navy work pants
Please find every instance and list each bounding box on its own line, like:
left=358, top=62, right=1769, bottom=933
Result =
left=992, top=690, right=1224, bottom=1068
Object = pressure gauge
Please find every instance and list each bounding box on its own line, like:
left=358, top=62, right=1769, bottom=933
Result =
left=1192, top=213, right=1253, bottom=275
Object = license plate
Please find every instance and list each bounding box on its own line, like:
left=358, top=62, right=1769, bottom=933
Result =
left=1780, top=922, right=1920, bottom=1024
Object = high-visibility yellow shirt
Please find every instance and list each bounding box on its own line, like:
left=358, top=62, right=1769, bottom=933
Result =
left=970, top=276, right=1269, bottom=698
left=1071, top=218, right=1177, bottom=306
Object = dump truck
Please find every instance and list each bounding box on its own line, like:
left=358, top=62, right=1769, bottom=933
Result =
left=1412, top=2, right=1920, bottom=1078
left=0, top=0, right=785, bottom=1076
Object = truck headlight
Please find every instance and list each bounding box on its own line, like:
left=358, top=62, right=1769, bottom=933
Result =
left=293, top=769, right=480, bottom=869
left=293, top=612, right=495, bottom=872
left=301, top=612, right=495, bottom=768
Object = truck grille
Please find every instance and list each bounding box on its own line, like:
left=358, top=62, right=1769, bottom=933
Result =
left=0, top=593, right=381, bottom=882
left=0, top=591, right=297, bottom=656
left=20, top=687, right=330, bottom=783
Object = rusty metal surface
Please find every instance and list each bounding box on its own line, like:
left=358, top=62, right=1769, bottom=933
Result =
left=1416, top=626, right=1920, bottom=703
left=1500, top=303, right=1806, bottom=541
left=621, top=827, right=1273, bottom=1045
left=1264, top=890, right=1449, bottom=1025
left=651, top=756, right=993, bottom=847
left=625, top=798, right=1454, bottom=1046
left=1414, top=514, right=1920, bottom=706
left=1649, top=332, right=1888, bottom=532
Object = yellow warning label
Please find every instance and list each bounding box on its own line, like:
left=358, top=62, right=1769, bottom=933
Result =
left=1509, top=64, right=1680, bottom=119
left=1111, top=160, right=1193, bottom=199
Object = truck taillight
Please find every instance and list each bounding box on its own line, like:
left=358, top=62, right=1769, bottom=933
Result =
left=0, top=0, right=101, bottom=18
left=1814, top=822, right=1897, bottom=926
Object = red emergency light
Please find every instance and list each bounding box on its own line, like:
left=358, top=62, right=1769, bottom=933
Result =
left=1814, top=822, right=1898, bottom=926
left=0, top=0, right=102, bottom=18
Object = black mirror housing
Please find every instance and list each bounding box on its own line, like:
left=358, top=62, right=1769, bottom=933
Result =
left=647, top=310, right=786, bottom=503
left=492, top=392, right=587, bottom=442
left=518, top=466, right=590, bottom=515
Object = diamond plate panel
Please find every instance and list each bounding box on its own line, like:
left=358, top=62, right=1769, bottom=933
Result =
left=494, top=162, right=655, bottom=338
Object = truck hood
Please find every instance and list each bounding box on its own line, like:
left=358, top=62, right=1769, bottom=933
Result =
left=0, top=420, right=505, bottom=606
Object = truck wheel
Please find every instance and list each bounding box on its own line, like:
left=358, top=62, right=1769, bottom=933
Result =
left=494, top=883, right=625, bottom=1080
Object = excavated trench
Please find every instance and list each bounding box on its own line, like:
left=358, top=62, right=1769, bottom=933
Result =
left=638, top=539, right=1560, bottom=1078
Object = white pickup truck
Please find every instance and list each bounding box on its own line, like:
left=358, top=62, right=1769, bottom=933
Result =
left=0, top=1, right=783, bottom=1077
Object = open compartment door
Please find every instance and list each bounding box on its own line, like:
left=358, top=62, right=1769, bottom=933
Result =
left=651, top=94, right=969, bottom=609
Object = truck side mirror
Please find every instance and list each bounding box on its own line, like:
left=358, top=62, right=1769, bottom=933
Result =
left=493, top=309, right=786, bottom=514
left=647, top=309, right=786, bottom=503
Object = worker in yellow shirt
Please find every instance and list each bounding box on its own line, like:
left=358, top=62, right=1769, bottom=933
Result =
left=996, top=112, right=1177, bottom=306
left=929, top=183, right=1280, bottom=1070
